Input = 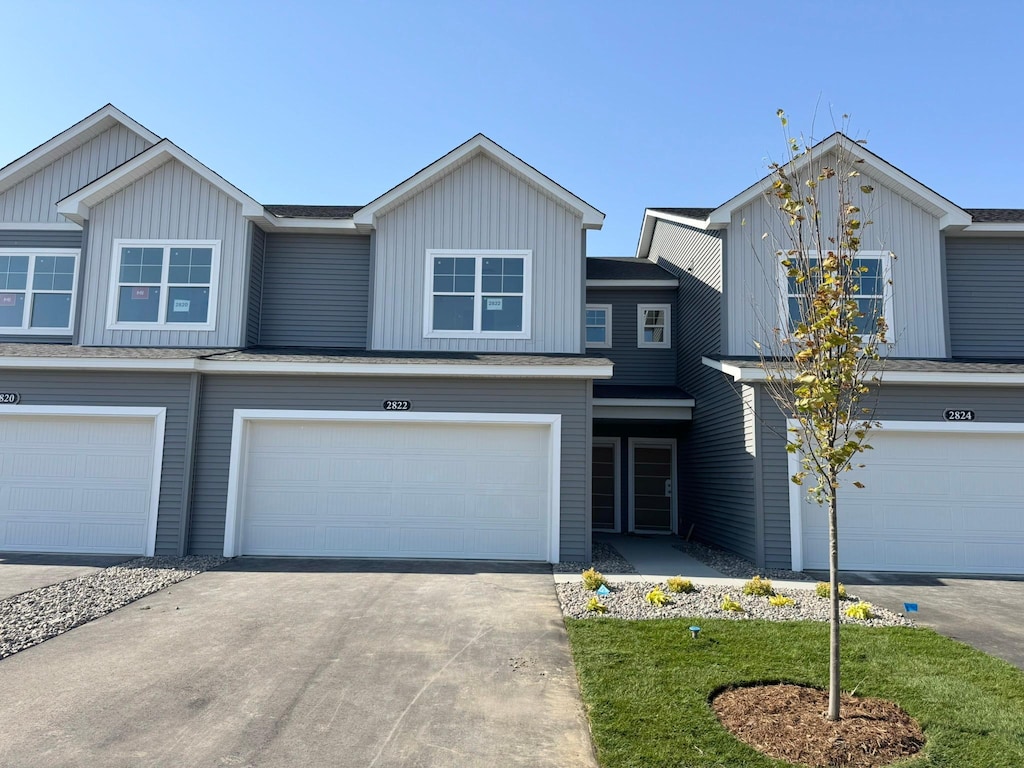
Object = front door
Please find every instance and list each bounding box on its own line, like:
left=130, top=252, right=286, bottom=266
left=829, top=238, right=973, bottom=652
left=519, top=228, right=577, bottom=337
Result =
left=630, top=439, right=676, bottom=533
left=592, top=438, right=620, bottom=531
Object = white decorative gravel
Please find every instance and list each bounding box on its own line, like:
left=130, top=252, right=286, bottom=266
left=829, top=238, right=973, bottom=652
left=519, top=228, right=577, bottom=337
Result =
left=552, top=540, right=637, bottom=575
left=557, top=580, right=913, bottom=627
left=673, top=539, right=815, bottom=582
left=0, top=556, right=225, bottom=660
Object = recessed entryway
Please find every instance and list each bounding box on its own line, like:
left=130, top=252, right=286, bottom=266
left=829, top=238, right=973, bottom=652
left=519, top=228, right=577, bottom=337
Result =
left=591, top=438, right=620, bottom=532
left=629, top=438, right=676, bottom=533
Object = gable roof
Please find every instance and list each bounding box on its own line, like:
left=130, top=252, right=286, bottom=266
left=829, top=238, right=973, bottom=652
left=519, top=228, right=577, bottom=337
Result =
left=264, top=205, right=361, bottom=219
left=352, top=134, right=604, bottom=229
left=586, top=256, right=677, bottom=284
left=0, top=105, right=160, bottom=195
left=56, top=139, right=264, bottom=225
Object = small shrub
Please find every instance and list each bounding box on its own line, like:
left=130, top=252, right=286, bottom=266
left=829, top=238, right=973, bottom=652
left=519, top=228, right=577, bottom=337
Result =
left=742, top=575, right=775, bottom=597
left=645, top=586, right=671, bottom=606
left=666, top=576, right=695, bottom=594
left=768, top=594, right=795, bottom=607
left=721, top=594, right=744, bottom=612
left=815, top=581, right=848, bottom=599
left=581, top=567, right=607, bottom=591
left=845, top=601, right=875, bottom=620
left=585, top=597, right=607, bottom=614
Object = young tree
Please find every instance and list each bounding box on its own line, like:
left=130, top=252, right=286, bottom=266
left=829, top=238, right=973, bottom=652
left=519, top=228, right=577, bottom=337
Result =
left=755, top=110, right=892, bottom=721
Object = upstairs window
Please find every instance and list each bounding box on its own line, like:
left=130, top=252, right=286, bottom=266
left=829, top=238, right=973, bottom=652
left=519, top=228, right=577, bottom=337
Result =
left=637, top=304, right=671, bottom=348
left=785, top=252, right=891, bottom=337
left=108, top=240, right=220, bottom=331
left=425, top=250, right=531, bottom=338
left=586, top=304, right=612, bottom=348
left=0, top=249, right=79, bottom=334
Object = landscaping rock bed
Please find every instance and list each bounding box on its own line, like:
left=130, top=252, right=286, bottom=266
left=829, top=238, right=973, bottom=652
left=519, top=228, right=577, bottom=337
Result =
left=552, top=540, right=637, bottom=575
left=0, top=555, right=225, bottom=660
left=674, top=539, right=815, bottom=581
left=557, top=580, right=913, bottom=626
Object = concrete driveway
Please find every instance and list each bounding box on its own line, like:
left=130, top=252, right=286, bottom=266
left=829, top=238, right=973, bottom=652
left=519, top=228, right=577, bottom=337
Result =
left=826, top=571, right=1024, bottom=669
left=0, top=559, right=597, bottom=768
left=0, top=552, right=131, bottom=600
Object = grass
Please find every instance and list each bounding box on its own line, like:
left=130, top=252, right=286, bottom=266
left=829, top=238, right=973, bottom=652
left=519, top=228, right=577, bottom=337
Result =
left=565, top=618, right=1024, bottom=767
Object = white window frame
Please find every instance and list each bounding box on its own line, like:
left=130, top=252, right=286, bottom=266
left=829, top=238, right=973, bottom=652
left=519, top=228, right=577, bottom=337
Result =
left=0, top=248, right=80, bottom=335
left=423, top=249, right=532, bottom=339
left=585, top=303, right=612, bottom=348
left=107, top=239, right=221, bottom=332
left=778, top=250, right=894, bottom=342
left=637, top=303, right=671, bottom=349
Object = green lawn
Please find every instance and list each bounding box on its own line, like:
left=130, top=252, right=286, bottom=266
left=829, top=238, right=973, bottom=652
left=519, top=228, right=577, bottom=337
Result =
left=565, top=618, right=1024, bottom=768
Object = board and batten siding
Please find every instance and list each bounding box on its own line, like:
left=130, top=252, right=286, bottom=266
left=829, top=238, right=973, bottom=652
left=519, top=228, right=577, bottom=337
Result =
left=646, top=220, right=761, bottom=562
left=246, top=224, right=266, bottom=346
left=371, top=152, right=584, bottom=353
left=946, top=236, right=1024, bottom=358
left=78, top=159, right=248, bottom=347
left=188, top=375, right=589, bottom=561
left=0, top=125, right=153, bottom=224
left=258, top=233, right=371, bottom=347
left=585, top=287, right=676, bottom=386
left=725, top=164, right=946, bottom=358
left=0, top=371, right=192, bottom=556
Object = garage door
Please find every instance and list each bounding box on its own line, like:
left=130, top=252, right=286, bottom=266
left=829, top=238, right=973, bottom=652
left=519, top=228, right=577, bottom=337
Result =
left=0, top=412, right=161, bottom=555
left=235, top=416, right=555, bottom=561
left=800, top=427, right=1024, bottom=574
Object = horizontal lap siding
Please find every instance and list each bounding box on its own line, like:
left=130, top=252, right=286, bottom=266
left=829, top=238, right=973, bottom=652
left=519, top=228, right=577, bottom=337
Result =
left=246, top=225, right=266, bottom=346
left=585, top=287, right=676, bottom=385
left=259, top=233, right=371, bottom=347
left=189, top=376, right=589, bottom=560
left=946, top=236, right=1024, bottom=358
left=0, top=125, right=152, bottom=223
left=0, top=371, right=192, bottom=555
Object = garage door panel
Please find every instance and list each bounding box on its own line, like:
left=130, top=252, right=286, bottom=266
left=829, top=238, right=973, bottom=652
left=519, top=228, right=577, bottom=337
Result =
left=322, top=526, right=389, bottom=554
left=882, top=504, right=952, bottom=531
left=959, top=470, right=1024, bottom=496
left=80, top=488, right=150, bottom=515
left=965, top=542, right=1022, bottom=569
left=327, top=458, right=394, bottom=483
left=5, top=520, right=71, bottom=548
left=245, top=524, right=317, bottom=554
left=248, top=454, right=322, bottom=482
left=78, top=522, right=145, bottom=551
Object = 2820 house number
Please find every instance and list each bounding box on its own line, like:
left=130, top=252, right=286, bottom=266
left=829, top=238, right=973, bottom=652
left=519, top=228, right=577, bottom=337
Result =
left=0, top=392, right=20, bottom=404
left=383, top=400, right=412, bottom=411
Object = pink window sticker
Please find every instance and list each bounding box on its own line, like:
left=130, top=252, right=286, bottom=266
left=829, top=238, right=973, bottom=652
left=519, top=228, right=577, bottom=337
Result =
left=0, top=293, right=17, bottom=307
left=132, top=287, right=150, bottom=300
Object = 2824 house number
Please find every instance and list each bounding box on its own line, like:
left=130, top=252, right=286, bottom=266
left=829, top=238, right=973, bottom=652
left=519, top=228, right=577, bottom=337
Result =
left=383, top=400, right=412, bottom=411
left=943, top=409, right=976, bottom=421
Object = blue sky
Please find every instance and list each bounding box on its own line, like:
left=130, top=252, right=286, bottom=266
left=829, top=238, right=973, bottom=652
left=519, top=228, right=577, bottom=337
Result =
left=3, top=1, right=1022, bottom=255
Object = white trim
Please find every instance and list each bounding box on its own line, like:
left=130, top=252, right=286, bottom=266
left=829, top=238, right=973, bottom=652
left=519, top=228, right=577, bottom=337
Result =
left=260, top=214, right=358, bottom=231
left=702, top=356, right=1024, bottom=386
left=585, top=303, right=612, bottom=348
left=628, top=437, right=677, bottom=533
left=786, top=418, right=1024, bottom=572
left=637, top=303, right=672, bottom=349
left=223, top=409, right=562, bottom=563
left=635, top=209, right=717, bottom=260
left=56, top=141, right=263, bottom=226
left=353, top=134, right=604, bottom=229
left=106, top=240, right=221, bottom=332
left=957, top=223, right=1024, bottom=235
left=592, top=436, right=620, bottom=533
left=585, top=279, right=678, bottom=288
left=0, top=105, right=160, bottom=195
left=0, top=405, right=166, bottom=557
left=0, top=248, right=80, bottom=335
left=593, top=404, right=692, bottom=420
left=0, top=222, right=81, bottom=231
left=423, top=249, right=533, bottom=340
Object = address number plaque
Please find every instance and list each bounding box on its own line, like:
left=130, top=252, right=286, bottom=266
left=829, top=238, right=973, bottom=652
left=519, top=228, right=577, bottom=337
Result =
left=943, top=409, right=975, bottom=422
left=0, top=392, right=20, bottom=405
left=383, top=400, right=412, bottom=411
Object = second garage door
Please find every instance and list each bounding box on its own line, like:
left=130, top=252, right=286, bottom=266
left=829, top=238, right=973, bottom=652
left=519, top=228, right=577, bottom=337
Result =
left=234, top=416, right=555, bottom=561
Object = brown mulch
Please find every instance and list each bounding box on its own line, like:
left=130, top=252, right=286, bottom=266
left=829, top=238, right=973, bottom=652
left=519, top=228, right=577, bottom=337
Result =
left=712, top=683, right=925, bottom=767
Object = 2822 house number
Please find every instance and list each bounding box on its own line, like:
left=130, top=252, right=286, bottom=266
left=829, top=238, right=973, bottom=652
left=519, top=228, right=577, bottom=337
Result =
left=383, top=400, right=412, bottom=411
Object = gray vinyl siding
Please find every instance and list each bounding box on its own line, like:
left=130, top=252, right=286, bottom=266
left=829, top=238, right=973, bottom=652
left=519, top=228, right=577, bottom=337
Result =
left=757, top=383, right=1024, bottom=569
left=0, top=371, right=192, bottom=556
left=946, top=236, right=1024, bottom=358
left=189, top=376, right=589, bottom=560
left=0, top=229, right=84, bottom=344
left=0, top=125, right=153, bottom=223
left=371, top=152, right=584, bottom=353
left=245, top=224, right=266, bottom=346
left=725, top=162, right=946, bottom=358
left=647, top=220, right=760, bottom=561
left=78, top=159, right=248, bottom=347
left=258, top=233, right=371, bottom=347
left=585, top=287, right=676, bottom=385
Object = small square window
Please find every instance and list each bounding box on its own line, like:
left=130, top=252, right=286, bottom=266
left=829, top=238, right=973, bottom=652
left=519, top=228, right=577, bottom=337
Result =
left=586, top=304, right=612, bottom=348
left=637, top=304, right=671, bottom=348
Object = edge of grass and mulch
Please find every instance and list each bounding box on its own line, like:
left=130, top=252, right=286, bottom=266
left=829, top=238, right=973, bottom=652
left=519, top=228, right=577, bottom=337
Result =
left=565, top=617, right=1024, bottom=768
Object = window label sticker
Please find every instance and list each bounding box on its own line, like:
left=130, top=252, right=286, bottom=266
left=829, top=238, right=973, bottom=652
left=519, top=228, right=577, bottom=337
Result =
left=132, top=287, right=150, bottom=300
left=173, top=299, right=191, bottom=313
left=0, top=294, right=16, bottom=306
left=486, top=297, right=503, bottom=311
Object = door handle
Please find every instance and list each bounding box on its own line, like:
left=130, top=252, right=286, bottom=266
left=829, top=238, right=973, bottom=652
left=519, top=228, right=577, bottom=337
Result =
left=664, top=479, right=672, bottom=497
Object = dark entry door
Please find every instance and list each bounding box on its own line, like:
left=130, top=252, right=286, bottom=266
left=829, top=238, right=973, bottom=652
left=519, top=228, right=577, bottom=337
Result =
left=631, top=440, right=674, bottom=532
left=592, top=440, right=618, bottom=531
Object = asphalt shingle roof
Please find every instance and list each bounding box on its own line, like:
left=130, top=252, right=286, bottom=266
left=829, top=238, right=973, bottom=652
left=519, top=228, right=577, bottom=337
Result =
left=586, top=257, right=676, bottom=281
left=264, top=205, right=362, bottom=219
left=963, top=208, right=1024, bottom=223
left=593, top=384, right=693, bottom=400
left=648, top=207, right=715, bottom=219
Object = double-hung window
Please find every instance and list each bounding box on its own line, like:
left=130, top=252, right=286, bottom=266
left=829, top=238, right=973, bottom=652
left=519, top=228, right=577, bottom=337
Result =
left=637, top=304, right=671, bottom=348
left=586, top=304, right=612, bottom=348
left=0, top=249, right=79, bottom=334
left=425, top=250, right=531, bottom=338
left=784, top=251, right=891, bottom=337
left=108, top=240, right=220, bottom=330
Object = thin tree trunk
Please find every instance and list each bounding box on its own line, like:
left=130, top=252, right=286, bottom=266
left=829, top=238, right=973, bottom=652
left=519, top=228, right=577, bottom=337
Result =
left=828, top=489, right=841, bottom=721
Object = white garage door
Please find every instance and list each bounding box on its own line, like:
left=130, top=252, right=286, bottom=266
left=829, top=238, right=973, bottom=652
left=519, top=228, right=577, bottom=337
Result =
left=0, top=412, right=160, bottom=555
left=236, top=418, right=554, bottom=561
left=801, top=427, right=1024, bottom=574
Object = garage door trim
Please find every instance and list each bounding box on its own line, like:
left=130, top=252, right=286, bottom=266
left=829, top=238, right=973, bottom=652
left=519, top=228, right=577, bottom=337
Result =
left=223, top=409, right=562, bottom=561
left=0, top=404, right=166, bottom=556
left=788, top=419, right=1024, bottom=572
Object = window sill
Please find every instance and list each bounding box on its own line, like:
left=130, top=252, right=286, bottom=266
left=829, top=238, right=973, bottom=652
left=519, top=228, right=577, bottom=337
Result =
left=424, top=330, right=531, bottom=340
left=107, top=322, right=217, bottom=332
left=0, top=328, right=74, bottom=336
